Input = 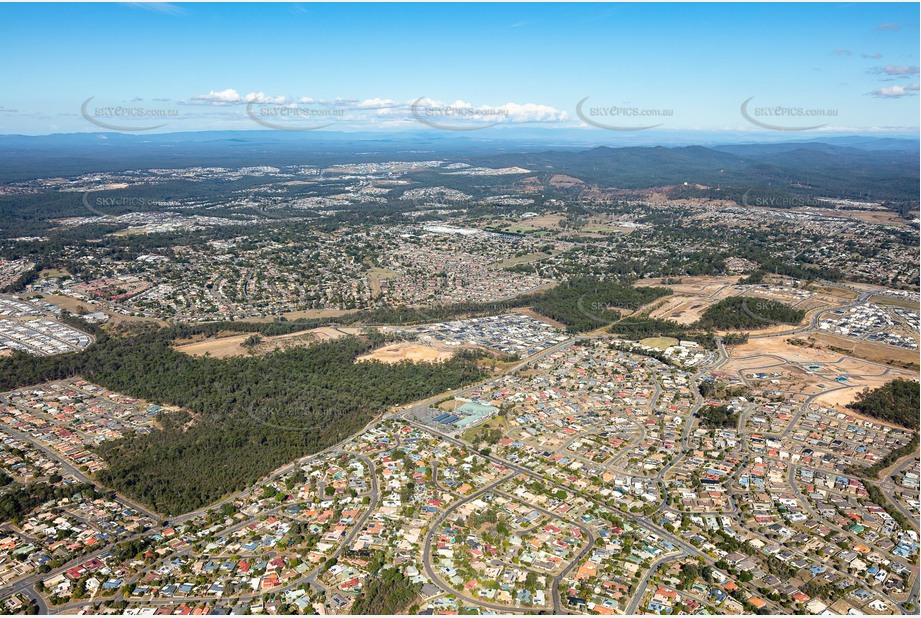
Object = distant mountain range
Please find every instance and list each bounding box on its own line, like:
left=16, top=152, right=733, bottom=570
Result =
left=471, top=142, right=919, bottom=205
left=0, top=131, right=917, bottom=208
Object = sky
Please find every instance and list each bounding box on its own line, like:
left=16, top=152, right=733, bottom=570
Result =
left=0, top=2, right=918, bottom=137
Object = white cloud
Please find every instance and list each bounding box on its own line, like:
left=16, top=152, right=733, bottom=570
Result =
left=189, top=89, right=286, bottom=105
left=492, top=102, right=569, bottom=122
left=409, top=98, right=568, bottom=123
left=882, top=65, right=920, bottom=76
left=870, top=83, right=920, bottom=98
left=356, top=98, right=399, bottom=109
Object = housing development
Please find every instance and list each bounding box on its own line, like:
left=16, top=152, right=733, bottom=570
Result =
left=0, top=4, right=919, bottom=616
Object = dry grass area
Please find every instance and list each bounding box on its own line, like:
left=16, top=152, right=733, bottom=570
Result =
left=805, top=282, right=860, bottom=301
left=174, top=326, right=360, bottom=358
left=37, top=293, right=166, bottom=326
left=781, top=206, right=912, bottom=227
left=526, top=213, right=564, bottom=227
left=806, top=332, right=920, bottom=370
left=869, top=295, right=920, bottom=311
left=238, top=308, right=356, bottom=323
left=367, top=266, right=401, bottom=299
left=548, top=174, right=584, bottom=189
left=495, top=251, right=560, bottom=269
left=639, top=337, right=679, bottom=350
left=356, top=341, right=455, bottom=364
left=648, top=296, right=715, bottom=325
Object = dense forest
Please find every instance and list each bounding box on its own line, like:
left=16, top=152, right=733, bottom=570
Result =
left=0, top=329, right=487, bottom=515
left=607, top=315, right=748, bottom=350
left=846, top=379, right=920, bottom=431
left=695, top=297, right=805, bottom=330
left=527, top=278, right=671, bottom=333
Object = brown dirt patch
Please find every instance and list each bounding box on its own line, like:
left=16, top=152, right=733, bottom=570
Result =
left=174, top=326, right=360, bottom=358
left=722, top=335, right=918, bottom=410
left=356, top=342, right=455, bottom=364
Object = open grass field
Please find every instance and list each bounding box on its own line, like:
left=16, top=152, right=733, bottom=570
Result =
left=367, top=266, right=401, bottom=298
left=868, top=295, right=920, bottom=311
left=496, top=251, right=560, bottom=269
left=639, top=336, right=679, bottom=350
left=38, top=268, right=70, bottom=279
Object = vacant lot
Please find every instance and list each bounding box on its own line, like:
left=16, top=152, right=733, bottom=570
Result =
left=637, top=276, right=738, bottom=325
left=723, top=335, right=918, bottom=409
left=807, top=332, right=919, bottom=370
left=869, top=295, right=920, bottom=311
left=356, top=341, right=455, bottom=364
left=239, top=308, right=356, bottom=323
left=496, top=251, right=560, bottom=269
left=648, top=296, right=715, bottom=325
left=174, top=326, right=361, bottom=358
left=367, top=266, right=401, bottom=298
left=805, top=282, right=860, bottom=301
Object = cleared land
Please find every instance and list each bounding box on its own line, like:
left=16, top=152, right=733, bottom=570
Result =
left=805, top=282, right=860, bottom=301
left=648, top=296, right=716, bottom=325
left=367, top=266, right=401, bottom=299
left=869, top=295, right=920, bottom=311
left=239, top=308, right=356, bottom=323
left=723, top=335, right=918, bottom=410
left=637, top=276, right=738, bottom=325
left=356, top=341, right=455, bottom=364
left=806, top=332, right=920, bottom=370
left=174, top=326, right=360, bottom=358
left=496, top=251, right=561, bottom=269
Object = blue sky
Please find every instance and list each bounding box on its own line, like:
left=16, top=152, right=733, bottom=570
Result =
left=0, top=2, right=918, bottom=136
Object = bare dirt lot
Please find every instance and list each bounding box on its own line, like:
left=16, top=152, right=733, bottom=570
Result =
left=636, top=276, right=740, bottom=325
left=356, top=341, right=456, bottom=364
left=174, top=326, right=361, bottom=358
left=722, top=335, right=917, bottom=409
left=648, top=296, right=716, bottom=325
